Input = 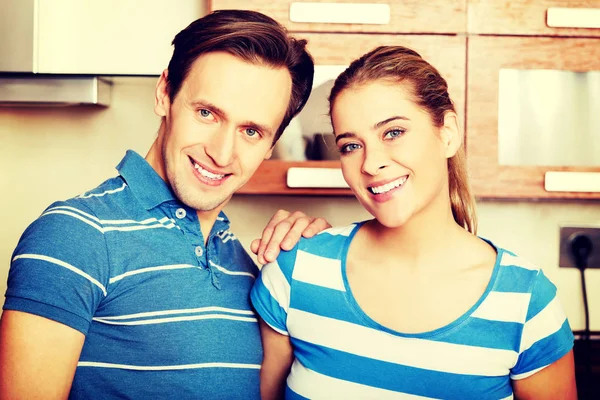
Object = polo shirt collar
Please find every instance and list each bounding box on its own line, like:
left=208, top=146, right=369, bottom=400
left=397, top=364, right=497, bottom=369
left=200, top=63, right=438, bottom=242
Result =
left=116, top=150, right=177, bottom=210
left=116, top=151, right=232, bottom=229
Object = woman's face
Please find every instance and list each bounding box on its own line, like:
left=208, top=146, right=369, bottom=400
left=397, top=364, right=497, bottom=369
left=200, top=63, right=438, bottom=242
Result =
left=331, top=80, right=458, bottom=228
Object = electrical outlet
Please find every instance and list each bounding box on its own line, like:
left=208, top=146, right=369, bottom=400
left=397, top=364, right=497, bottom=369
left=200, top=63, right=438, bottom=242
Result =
left=559, top=225, right=600, bottom=269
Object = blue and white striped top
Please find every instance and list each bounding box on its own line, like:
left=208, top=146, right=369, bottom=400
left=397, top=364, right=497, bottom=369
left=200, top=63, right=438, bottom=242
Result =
left=5, top=150, right=262, bottom=399
left=251, top=223, right=574, bottom=399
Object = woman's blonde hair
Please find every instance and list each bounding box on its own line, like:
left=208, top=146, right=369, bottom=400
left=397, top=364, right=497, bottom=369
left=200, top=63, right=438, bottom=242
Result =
left=329, top=46, right=477, bottom=234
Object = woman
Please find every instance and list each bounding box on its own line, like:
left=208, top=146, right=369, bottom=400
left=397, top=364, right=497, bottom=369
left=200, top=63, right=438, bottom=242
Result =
left=251, top=46, right=576, bottom=399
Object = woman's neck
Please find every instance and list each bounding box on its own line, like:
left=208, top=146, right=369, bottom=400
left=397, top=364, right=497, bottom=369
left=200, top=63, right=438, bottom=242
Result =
left=364, top=196, right=470, bottom=272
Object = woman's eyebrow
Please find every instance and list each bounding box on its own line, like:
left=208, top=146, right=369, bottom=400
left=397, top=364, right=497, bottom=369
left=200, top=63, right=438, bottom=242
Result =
left=374, top=115, right=410, bottom=129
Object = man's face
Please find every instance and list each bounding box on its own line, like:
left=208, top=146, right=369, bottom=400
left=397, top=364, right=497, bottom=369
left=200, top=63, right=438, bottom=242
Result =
left=152, top=52, right=292, bottom=214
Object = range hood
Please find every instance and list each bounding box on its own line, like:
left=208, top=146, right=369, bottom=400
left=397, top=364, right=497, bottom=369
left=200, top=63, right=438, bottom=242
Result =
left=0, top=76, right=111, bottom=107
left=0, top=0, right=115, bottom=106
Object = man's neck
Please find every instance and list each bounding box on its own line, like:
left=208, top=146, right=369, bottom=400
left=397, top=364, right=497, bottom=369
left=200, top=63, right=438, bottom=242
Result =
left=197, top=209, right=222, bottom=245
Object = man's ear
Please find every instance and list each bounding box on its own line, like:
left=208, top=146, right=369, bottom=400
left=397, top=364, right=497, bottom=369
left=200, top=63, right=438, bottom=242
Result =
left=440, top=111, right=461, bottom=159
left=154, top=69, right=170, bottom=117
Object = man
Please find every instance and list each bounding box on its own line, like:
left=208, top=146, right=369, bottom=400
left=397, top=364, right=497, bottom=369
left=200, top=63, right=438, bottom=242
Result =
left=0, top=10, right=326, bottom=399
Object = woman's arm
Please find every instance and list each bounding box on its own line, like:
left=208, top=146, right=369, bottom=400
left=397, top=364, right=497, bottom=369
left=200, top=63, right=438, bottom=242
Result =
left=259, top=318, right=294, bottom=400
left=512, top=350, right=577, bottom=400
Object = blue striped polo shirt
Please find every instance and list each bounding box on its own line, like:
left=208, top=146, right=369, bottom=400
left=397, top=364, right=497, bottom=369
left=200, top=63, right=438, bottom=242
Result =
left=5, top=150, right=262, bottom=399
left=251, top=223, right=574, bottom=399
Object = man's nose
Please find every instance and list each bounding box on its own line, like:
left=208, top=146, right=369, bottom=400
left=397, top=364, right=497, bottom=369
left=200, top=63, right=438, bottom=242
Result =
left=205, top=126, right=235, bottom=167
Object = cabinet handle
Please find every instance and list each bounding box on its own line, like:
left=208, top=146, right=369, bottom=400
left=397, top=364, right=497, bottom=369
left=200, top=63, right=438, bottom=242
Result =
left=547, top=7, right=600, bottom=29
left=545, top=171, right=600, bottom=193
left=289, top=2, right=390, bottom=25
left=287, top=167, right=349, bottom=188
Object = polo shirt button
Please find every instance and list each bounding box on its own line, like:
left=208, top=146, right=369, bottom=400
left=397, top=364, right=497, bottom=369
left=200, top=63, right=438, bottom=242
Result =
left=195, top=246, right=204, bottom=257
left=175, top=208, right=186, bottom=219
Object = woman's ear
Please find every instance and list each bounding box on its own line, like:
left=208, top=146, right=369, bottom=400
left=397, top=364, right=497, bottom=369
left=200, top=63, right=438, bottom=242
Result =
left=154, top=69, right=170, bottom=117
left=440, top=111, right=461, bottom=159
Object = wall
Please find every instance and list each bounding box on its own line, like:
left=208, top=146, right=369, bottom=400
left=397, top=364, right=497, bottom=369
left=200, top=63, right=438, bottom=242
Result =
left=2, top=74, right=600, bottom=331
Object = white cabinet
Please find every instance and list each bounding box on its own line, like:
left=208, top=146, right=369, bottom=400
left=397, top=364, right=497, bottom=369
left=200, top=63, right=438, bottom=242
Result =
left=0, top=0, right=205, bottom=75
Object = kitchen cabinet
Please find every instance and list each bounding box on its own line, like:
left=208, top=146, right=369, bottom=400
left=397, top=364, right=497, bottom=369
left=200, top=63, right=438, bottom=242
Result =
left=0, top=0, right=203, bottom=75
left=210, top=1, right=467, bottom=196
left=468, top=0, right=600, bottom=36
left=210, top=0, right=466, bottom=34
left=211, top=0, right=600, bottom=199
left=467, top=36, right=600, bottom=199
left=235, top=33, right=466, bottom=195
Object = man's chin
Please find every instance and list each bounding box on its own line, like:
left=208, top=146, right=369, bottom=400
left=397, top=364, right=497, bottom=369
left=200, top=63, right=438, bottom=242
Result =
left=185, top=197, right=228, bottom=213
left=171, top=177, right=240, bottom=213
left=187, top=189, right=238, bottom=212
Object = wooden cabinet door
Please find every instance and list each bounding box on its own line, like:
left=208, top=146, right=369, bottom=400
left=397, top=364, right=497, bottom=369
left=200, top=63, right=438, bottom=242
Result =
left=238, top=34, right=466, bottom=195
left=210, top=0, right=467, bottom=34
left=468, top=0, right=600, bottom=36
left=467, top=36, right=600, bottom=199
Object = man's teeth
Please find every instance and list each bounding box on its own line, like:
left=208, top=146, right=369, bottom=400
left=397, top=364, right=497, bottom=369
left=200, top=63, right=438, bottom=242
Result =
left=370, top=176, right=408, bottom=194
left=194, top=163, right=225, bottom=180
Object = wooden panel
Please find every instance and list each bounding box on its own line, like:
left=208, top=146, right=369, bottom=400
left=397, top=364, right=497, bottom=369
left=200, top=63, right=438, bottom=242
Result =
left=210, top=0, right=466, bottom=34
left=237, top=160, right=353, bottom=195
left=468, top=0, right=600, bottom=36
left=237, top=34, right=466, bottom=195
left=467, top=36, right=600, bottom=199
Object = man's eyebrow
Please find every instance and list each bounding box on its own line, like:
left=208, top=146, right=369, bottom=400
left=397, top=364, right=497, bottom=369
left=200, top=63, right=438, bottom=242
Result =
left=374, top=115, right=410, bottom=129
left=191, top=100, right=228, bottom=121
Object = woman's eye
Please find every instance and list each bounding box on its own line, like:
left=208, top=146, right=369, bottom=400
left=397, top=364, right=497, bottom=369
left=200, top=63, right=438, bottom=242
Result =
left=339, top=143, right=361, bottom=154
left=245, top=128, right=258, bottom=137
left=384, top=129, right=405, bottom=140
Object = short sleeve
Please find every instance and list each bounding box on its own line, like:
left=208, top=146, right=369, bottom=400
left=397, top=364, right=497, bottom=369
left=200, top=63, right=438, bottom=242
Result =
left=511, top=270, right=575, bottom=380
left=250, top=246, right=298, bottom=336
left=3, top=200, right=110, bottom=334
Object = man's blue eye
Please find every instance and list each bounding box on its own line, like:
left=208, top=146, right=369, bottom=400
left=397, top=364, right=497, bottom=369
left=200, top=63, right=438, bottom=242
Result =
left=246, top=128, right=258, bottom=137
left=199, top=109, right=211, bottom=118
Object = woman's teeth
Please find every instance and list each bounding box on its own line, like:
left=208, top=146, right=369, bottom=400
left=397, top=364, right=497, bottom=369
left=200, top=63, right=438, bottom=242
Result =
left=369, top=176, right=408, bottom=194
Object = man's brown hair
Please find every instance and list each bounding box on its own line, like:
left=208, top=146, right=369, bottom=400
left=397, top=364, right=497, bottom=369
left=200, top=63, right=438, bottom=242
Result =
left=167, top=10, right=314, bottom=143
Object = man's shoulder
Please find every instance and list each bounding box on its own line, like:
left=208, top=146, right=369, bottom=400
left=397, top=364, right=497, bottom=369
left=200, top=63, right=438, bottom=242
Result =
left=24, top=175, right=135, bottom=238
left=45, top=174, right=142, bottom=221
left=69, top=175, right=131, bottom=210
left=11, top=179, right=126, bottom=274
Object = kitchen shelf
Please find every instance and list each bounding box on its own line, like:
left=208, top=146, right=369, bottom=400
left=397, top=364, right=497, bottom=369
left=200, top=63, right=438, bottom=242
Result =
left=237, top=160, right=353, bottom=196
